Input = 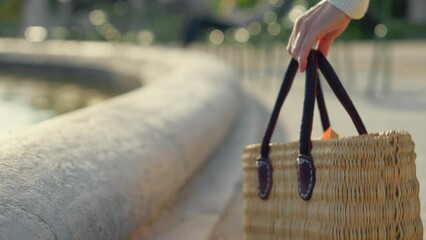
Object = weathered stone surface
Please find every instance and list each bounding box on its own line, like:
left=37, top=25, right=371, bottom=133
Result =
left=0, top=40, right=241, bottom=239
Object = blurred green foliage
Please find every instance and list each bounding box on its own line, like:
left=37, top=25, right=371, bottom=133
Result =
left=0, top=0, right=22, bottom=22
left=0, top=0, right=23, bottom=37
left=236, top=0, right=258, bottom=8
left=341, top=0, right=426, bottom=40
left=0, top=0, right=424, bottom=43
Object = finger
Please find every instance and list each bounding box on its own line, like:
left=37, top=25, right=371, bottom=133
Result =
left=317, top=36, right=335, bottom=57
left=297, top=33, right=317, bottom=72
left=290, top=8, right=323, bottom=68
left=288, top=4, right=320, bottom=57
left=292, top=18, right=317, bottom=72
left=287, top=17, right=302, bottom=56
left=290, top=18, right=308, bottom=57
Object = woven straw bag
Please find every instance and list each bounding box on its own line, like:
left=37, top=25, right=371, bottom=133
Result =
left=242, top=51, right=423, bottom=239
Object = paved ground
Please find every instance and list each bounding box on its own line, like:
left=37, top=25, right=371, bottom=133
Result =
left=203, top=40, right=426, bottom=239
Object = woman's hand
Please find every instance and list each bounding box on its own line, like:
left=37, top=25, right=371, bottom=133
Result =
left=287, top=1, right=351, bottom=72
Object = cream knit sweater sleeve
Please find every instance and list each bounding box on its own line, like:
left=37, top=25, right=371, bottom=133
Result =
left=327, top=0, right=370, bottom=19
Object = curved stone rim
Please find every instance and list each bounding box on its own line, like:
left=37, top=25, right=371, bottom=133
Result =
left=0, top=39, right=241, bottom=239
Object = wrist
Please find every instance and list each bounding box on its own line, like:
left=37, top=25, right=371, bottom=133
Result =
left=327, top=0, right=369, bottom=19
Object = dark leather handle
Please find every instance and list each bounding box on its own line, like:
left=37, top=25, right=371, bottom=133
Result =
left=296, top=52, right=318, bottom=200
left=260, top=59, right=330, bottom=160
left=299, top=52, right=318, bottom=156
left=296, top=51, right=368, bottom=200
left=298, top=51, right=369, bottom=156
left=259, top=58, right=298, bottom=161
left=257, top=50, right=368, bottom=201
left=257, top=54, right=329, bottom=200
left=316, top=51, right=367, bottom=135
left=316, top=77, right=330, bottom=131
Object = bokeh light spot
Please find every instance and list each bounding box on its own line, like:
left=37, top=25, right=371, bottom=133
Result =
left=267, top=23, right=281, bottom=36
left=375, top=24, right=388, bottom=38
left=235, top=28, right=250, bottom=43
left=248, top=21, right=262, bottom=35
left=105, top=28, right=121, bottom=41
left=263, top=11, right=277, bottom=24
left=289, top=5, right=306, bottom=23
left=99, top=24, right=112, bottom=35
left=89, top=10, right=106, bottom=26
left=138, top=30, right=155, bottom=45
left=24, top=26, right=48, bottom=42
left=209, top=29, right=224, bottom=45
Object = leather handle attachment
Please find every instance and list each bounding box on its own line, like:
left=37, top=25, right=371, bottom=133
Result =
left=257, top=56, right=330, bottom=200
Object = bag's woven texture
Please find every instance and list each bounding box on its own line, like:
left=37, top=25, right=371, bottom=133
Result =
left=243, top=130, right=423, bottom=240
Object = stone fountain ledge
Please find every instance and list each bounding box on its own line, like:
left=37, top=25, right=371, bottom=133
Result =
left=0, top=39, right=241, bottom=239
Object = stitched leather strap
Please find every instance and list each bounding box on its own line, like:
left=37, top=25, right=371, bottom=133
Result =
left=299, top=52, right=317, bottom=156
left=297, top=51, right=369, bottom=200
left=259, top=59, right=298, bottom=160
left=257, top=56, right=329, bottom=200
left=297, top=52, right=318, bottom=200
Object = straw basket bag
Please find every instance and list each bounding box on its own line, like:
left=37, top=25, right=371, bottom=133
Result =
left=242, top=51, right=423, bottom=239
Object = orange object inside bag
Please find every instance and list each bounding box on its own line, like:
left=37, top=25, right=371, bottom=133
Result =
left=321, top=127, right=339, bottom=140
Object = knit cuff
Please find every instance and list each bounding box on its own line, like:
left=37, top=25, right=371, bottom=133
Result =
left=327, top=0, right=370, bottom=19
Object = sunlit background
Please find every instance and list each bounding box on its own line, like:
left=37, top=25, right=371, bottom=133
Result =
left=0, top=0, right=425, bottom=45
left=0, top=2, right=426, bottom=238
left=0, top=0, right=425, bottom=135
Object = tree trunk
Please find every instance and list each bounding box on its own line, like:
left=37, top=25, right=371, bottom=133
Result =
left=408, top=0, right=426, bottom=23
left=22, top=0, right=49, bottom=30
